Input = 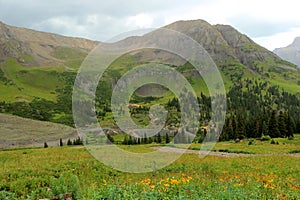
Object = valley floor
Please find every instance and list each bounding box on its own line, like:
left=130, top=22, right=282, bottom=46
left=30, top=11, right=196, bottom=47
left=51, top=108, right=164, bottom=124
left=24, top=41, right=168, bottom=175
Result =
left=0, top=137, right=299, bottom=199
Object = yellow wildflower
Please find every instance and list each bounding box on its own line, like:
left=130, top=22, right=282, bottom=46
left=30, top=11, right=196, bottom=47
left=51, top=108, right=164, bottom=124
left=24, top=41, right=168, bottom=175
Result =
left=264, top=183, right=275, bottom=189
left=170, top=179, right=180, bottom=185
left=150, top=185, right=155, bottom=189
left=234, top=183, right=243, bottom=187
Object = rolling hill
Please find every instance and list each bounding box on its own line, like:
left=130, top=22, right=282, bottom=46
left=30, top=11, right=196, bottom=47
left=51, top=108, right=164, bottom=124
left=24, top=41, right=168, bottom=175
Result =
left=0, top=113, right=77, bottom=148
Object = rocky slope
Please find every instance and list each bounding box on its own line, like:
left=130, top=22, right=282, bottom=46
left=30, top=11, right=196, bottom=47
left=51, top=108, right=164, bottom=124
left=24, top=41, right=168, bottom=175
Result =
left=274, top=37, right=300, bottom=67
left=165, top=20, right=287, bottom=70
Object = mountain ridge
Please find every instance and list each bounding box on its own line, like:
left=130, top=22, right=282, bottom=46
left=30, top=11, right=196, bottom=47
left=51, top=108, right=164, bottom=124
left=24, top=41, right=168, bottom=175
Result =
left=274, top=37, right=300, bottom=67
left=0, top=21, right=99, bottom=67
left=0, top=19, right=299, bottom=103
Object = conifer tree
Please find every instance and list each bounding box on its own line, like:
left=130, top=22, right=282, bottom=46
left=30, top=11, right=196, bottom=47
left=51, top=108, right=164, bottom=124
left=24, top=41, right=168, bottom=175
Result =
left=278, top=111, right=288, bottom=137
left=157, top=132, right=162, bottom=144
left=269, top=110, right=280, bottom=138
left=59, top=138, right=63, bottom=147
left=165, top=133, right=170, bottom=144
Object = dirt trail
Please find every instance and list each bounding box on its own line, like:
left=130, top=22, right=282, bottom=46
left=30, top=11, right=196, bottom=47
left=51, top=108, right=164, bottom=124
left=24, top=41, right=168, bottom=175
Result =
left=151, top=146, right=300, bottom=158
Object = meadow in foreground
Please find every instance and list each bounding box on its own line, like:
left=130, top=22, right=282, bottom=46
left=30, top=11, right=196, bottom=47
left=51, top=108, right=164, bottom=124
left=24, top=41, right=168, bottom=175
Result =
left=0, top=138, right=299, bottom=200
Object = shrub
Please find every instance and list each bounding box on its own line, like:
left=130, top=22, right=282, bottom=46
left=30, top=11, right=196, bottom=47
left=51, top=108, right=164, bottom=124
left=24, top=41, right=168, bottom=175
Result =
left=248, top=139, right=255, bottom=145
left=261, top=135, right=271, bottom=141
left=288, top=136, right=294, bottom=140
left=289, top=149, right=300, bottom=154
left=270, top=139, right=279, bottom=144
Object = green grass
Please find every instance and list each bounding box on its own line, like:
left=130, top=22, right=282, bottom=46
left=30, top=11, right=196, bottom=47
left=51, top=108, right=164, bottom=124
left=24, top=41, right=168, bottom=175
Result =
left=51, top=47, right=88, bottom=69
left=185, top=134, right=300, bottom=154
left=1, top=58, right=64, bottom=102
left=0, top=145, right=299, bottom=199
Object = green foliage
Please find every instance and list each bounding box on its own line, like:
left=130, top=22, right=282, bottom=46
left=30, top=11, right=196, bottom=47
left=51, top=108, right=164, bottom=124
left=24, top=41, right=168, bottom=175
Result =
left=1, top=145, right=299, bottom=199
left=261, top=135, right=271, bottom=141
left=49, top=173, right=82, bottom=199
left=248, top=139, right=255, bottom=145
left=288, top=149, right=300, bottom=154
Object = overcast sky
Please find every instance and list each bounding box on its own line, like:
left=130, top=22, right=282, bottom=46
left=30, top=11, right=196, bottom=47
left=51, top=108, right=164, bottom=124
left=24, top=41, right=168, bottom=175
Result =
left=1, top=0, right=300, bottom=50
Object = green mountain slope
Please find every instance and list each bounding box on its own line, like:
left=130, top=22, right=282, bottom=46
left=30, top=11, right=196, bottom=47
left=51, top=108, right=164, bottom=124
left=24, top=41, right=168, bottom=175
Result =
left=0, top=20, right=299, bottom=139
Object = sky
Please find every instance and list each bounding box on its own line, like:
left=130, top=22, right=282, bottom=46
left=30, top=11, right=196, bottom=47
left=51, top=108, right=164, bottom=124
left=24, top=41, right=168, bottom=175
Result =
left=1, top=0, right=300, bottom=51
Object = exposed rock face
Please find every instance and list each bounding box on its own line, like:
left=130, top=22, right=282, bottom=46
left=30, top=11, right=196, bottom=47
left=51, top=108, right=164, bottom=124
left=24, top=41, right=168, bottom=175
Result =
left=0, top=21, right=99, bottom=66
left=164, top=20, right=281, bottom=69
left=274, top=37, right=300, bottom=67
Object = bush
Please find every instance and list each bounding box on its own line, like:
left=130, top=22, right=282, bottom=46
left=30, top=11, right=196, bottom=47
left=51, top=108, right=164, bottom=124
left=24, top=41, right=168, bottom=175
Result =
left=261, top=135, right=271, bottom=141
left=288, top=136, right=294, bottom=140
left=270, top=139, right=279, bottom=145
left=49, top=173, right=82, bottom=199
left=289, top=149, right=300, bottom=154
left=248, top=139, right=255, bottom=145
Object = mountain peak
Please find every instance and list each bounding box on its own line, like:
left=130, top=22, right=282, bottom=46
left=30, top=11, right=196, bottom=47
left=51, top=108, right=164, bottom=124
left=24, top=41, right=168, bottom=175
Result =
left=164, top=19, right=280, bottom=70
left=292, top=37, right=300, bottom=46
left=274, top=37, right=300, bottom=67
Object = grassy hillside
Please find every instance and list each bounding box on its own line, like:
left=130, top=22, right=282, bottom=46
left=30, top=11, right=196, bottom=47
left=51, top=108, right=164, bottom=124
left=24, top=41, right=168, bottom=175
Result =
left=0, top=58, right=66, bottom=102
left=0, top=113, right=77, bottom=148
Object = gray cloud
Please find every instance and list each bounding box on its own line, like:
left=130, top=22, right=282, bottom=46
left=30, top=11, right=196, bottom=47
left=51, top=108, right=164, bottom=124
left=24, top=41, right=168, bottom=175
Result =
left=0, top=0, right=300, bottom=50
left=229, top=16, right=300, bottom=38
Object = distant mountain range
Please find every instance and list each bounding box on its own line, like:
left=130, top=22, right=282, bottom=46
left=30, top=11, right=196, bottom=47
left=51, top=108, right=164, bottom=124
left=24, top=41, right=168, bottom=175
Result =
left=274, top=37, right=300, bottom=67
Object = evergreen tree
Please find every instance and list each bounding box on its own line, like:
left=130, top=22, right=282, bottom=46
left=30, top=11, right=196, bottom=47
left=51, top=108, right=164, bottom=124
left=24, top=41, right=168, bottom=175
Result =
left=236, top=113, right=245, bottom=138
left=67, top=139, right=72, bottom=146
left=261, top=121, right=269, bottom=136
left=59, top=138, right=63, bottom=147
left=106, top=134, right=114, bottom=144
left=286, top=113, right=294, bottom=137
left=165, top=133, right=170, bottom=144
left=122, top=135, right=129, bottom=145
left=148, top=137, right=153, bottom=144
left=157, top=132, right=162, bottom=144
left=278, top=111, right=288, bottom=137
left=143, top=133, right=148, bottom=144
left=269, top=110, right=280, bottom=138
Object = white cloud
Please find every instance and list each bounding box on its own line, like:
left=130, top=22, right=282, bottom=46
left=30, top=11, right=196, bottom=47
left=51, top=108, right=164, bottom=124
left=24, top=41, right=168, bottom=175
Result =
left=253, top=28, right=300, bottom=51
left=126, top=13, right=154, bottom=28
left=1, top=0, right=300, bottom=50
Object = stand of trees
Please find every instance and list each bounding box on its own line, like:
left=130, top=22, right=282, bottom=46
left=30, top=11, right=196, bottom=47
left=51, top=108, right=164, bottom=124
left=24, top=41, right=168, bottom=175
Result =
left=0, top=74, right=299, bottom=143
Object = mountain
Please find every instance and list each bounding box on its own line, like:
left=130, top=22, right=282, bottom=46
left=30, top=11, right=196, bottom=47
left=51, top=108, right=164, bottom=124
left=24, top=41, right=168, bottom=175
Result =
left=274, top=37, right=300, bottom=67
left=0, top=21, right=98, bottom=67
left=0, top=20, right=299, bottom=102
left=0, top=20, right=299, bottom=144
left=165, top=20, right=280, bottom=69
